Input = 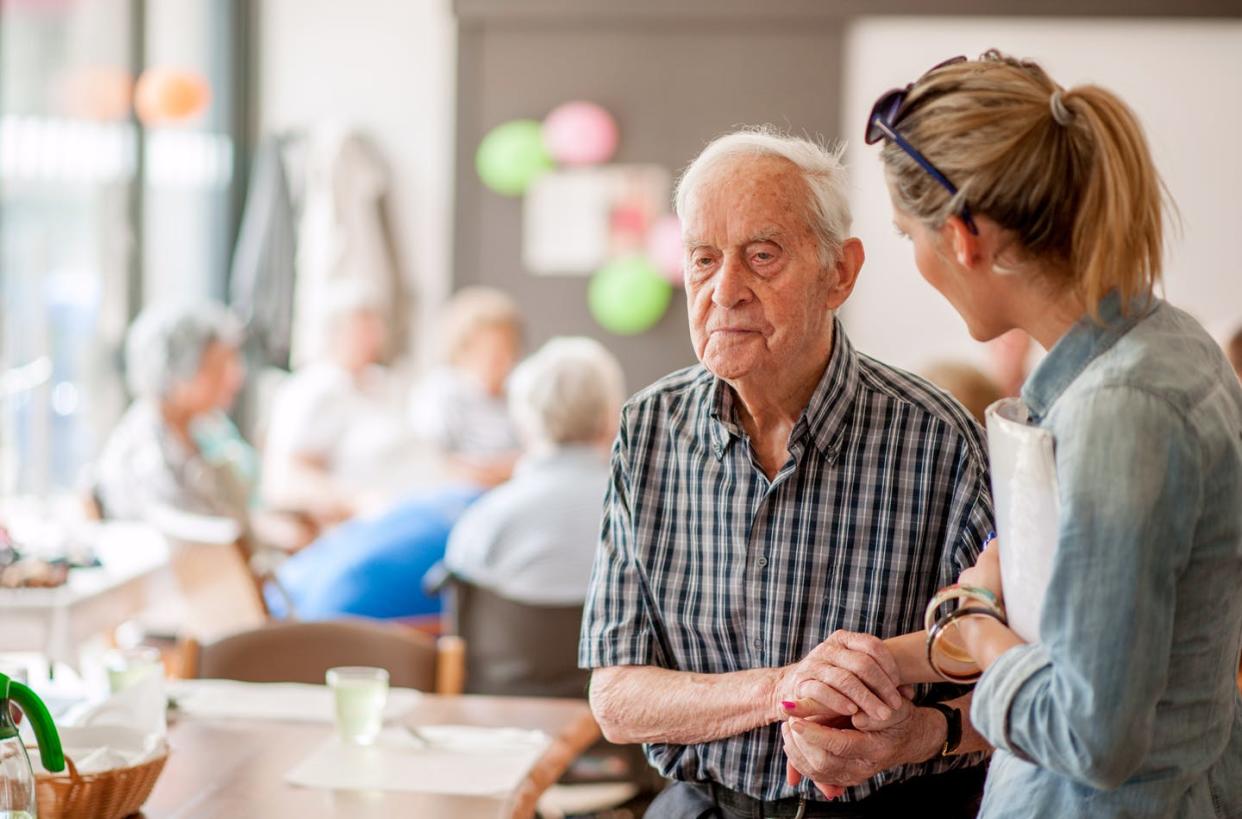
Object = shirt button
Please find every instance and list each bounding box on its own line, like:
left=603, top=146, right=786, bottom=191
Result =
left=756, top=556, right=768, bottom=568
left=752, top=638, right=762, bottom=650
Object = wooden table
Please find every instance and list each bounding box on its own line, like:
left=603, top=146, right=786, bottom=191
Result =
left=141, top=694, right=602, bottom=819
left=0, top=522, right=170, bottom=666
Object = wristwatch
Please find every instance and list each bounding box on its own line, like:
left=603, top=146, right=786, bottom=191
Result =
left=926, top=702, right=962, bottom=757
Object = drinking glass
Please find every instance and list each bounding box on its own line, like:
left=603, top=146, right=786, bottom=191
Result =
left=104, top=647, right=162, bottom=693
left=326, top=666, right=388, bottom=745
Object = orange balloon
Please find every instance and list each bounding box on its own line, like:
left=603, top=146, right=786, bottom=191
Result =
left=134, top=68, right=211, bottom=125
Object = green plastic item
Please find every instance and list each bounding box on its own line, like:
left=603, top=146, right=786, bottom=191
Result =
left=0, top=674, right=64, bottom=774
left=475, top=119, right=554, bottom=197
left=588, top=254, right=674, bottom=335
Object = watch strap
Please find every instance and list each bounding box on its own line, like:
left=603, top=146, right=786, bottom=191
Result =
left=926, top=702, right=962, bottom=757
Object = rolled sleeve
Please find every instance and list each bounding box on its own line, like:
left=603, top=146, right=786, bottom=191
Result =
left=579, top=424, right=657, bottom=669
left=971, top=642, right=1050, bottom=761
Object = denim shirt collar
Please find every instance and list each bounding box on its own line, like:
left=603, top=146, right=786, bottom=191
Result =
left=707, top=316, right=858, bottom=460
left=1020, top=290, right=1156, bottom=423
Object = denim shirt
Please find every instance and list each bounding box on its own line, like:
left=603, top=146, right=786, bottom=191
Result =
left=971, top=293, right=1242, bottom=818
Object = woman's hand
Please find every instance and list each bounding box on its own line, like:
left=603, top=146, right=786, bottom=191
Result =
left=958, top=536, right=1003, bottom=601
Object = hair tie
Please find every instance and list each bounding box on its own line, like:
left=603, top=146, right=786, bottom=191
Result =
left=1049, top=89, right=1074, bottom=126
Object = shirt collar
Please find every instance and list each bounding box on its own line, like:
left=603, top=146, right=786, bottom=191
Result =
left=1020, top=290, right=1156, bottom=421
left=707, top=316, right=859, bottom=461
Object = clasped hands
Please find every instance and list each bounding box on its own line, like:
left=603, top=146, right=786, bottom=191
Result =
left=776, top=543, right=1004, bottom=798
left=774, top=630, right=922, bottom=799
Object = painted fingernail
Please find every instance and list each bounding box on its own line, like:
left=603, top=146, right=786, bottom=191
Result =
left=781, top=700, right=797, bottom=710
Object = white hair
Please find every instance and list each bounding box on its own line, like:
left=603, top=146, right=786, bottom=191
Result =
left=508, top=337, right=625, bottom=448
left=673, top=126, right=852, bottom=264
left=125, top=302, right=242, bottom=400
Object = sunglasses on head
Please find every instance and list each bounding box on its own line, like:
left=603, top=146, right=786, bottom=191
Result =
left=865, top=56, right=978, bottom=235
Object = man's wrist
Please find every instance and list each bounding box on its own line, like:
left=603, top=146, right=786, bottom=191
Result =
left=763, top=665, right=791, bottom=723
left=915, top=706, right=949, bottom=762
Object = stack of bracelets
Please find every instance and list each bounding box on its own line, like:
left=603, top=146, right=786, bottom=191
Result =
left=922, top=584, right=1008, bottom=683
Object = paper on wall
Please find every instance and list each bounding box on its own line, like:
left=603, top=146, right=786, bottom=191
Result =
left=522, top=165, right=671, bottom=275
left=985, top=398, right=1060, bottom=643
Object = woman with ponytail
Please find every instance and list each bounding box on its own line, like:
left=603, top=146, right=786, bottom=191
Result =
left=785, top=52, right=1242, bottom=817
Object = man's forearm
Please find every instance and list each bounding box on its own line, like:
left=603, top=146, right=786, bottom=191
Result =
left=589, top=665, right=785, bottom=745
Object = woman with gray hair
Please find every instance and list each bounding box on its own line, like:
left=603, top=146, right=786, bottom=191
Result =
left=93, top=302, right=252, bottom=526
left=443, top=336, right=624, bottom=605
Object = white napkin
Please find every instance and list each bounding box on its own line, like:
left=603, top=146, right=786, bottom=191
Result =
left=167, top=679, right=421, bottom=724
left=30, top=672, right=168, bottom=775
left=285, top=724, right=551, bottom=796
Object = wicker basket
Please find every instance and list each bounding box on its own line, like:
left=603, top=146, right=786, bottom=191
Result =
left=33, top=743, right=169, bottom=819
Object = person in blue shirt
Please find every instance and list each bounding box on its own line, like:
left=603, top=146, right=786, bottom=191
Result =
left=780, top=50, right=1242, bottom=818
left=266, top=485, right=480, bottom=620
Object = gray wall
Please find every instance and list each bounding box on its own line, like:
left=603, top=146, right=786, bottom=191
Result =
left=452, top=9, right=844, bottom=392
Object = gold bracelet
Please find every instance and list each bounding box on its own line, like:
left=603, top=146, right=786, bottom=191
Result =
left=922, top=584, right=1005, bottom=633
left=926, top=605, right=1008, bottom=683
left=923, top=585, right=1004, bottom=664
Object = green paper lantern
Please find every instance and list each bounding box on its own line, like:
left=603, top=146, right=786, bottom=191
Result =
left=588, top=255, right=673, bottom=335
left=475, top=119, right=554, bottom=197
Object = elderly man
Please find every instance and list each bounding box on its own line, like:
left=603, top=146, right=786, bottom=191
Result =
left=580, top=130, right=994, bottom=817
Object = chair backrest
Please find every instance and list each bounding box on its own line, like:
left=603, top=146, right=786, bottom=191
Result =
left=445, top=577, right=588, bottom=699
left=190, top=619, right=444, bottom=692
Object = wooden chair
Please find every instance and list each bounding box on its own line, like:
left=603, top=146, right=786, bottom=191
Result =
left=177, top=618, right=465, bottom=694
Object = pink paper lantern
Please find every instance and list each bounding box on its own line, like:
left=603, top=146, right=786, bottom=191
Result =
left=542, top=101, right=619, bottom=166
left=646, top=214, right=685, bottom=284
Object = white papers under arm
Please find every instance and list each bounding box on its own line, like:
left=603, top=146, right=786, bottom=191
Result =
left=984, top=397, right=1061, bottom=643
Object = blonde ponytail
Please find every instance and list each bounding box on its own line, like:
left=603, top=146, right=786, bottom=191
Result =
left=1066, top=85, right=1165, bottom=317
left=880, top=51, right=1171, bottom=319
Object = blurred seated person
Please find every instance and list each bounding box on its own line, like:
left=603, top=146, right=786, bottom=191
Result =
left=444, top=336, right=624, bottom=606
left=263, top=281, right=411, bottom=522
left=92, top=303, right=314, bottom=552
left=265, top=484, right=480, bottom=621
left=409, top=287, right=523, bottom=487
left=922, top=361, right=1003, bottom=425
left=93, top=302, right=252, bottom=530
left=439, top=337, right=622, bottom=698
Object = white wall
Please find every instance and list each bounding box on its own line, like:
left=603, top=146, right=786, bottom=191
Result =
left=840, top=18, right=1242, bottom=375
left=255, top=0, right=456, bottom=365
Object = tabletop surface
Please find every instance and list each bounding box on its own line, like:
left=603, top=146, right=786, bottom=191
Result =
left=140, top=693, right=601, bottom=819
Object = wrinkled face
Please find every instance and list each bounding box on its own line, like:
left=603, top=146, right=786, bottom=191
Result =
left=683, top=155, right=837, bottom=382
left=173, top=341, right=244, bottom=416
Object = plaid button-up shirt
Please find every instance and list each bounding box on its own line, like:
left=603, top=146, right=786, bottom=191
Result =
left=580, top=321, right=994, bottom=802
